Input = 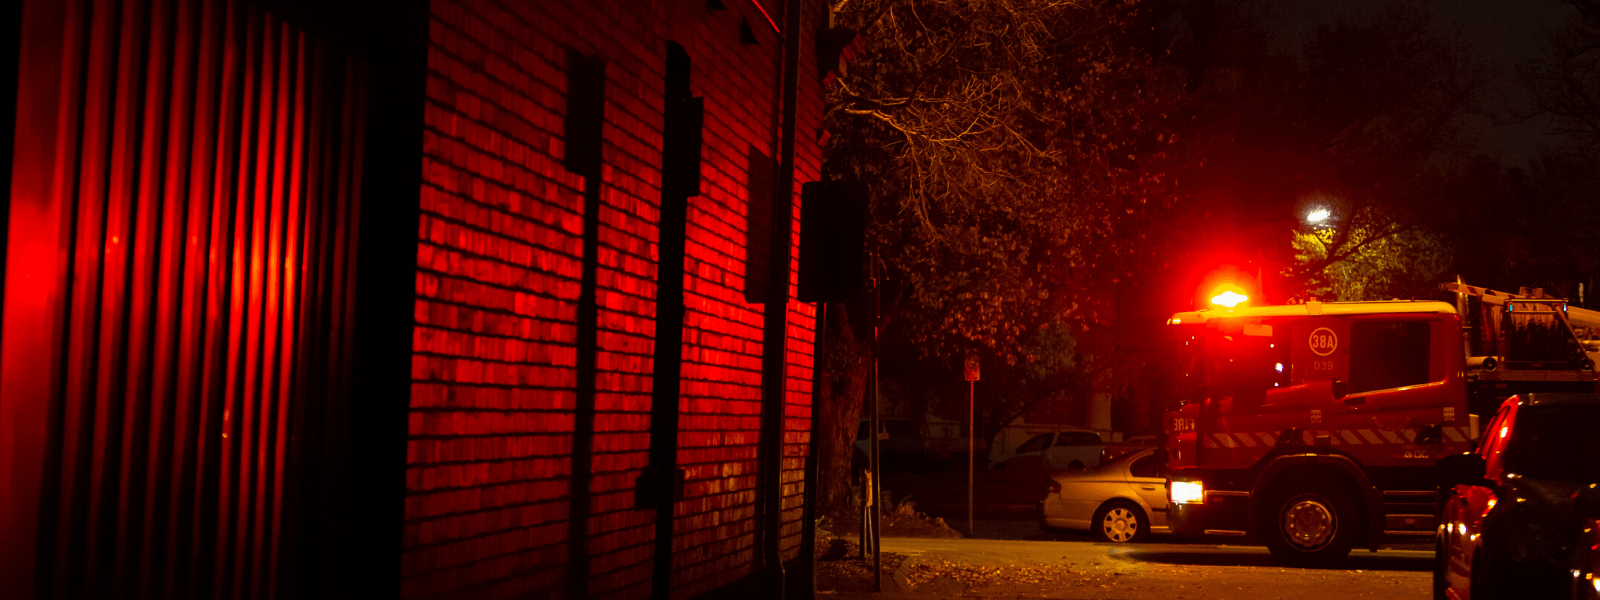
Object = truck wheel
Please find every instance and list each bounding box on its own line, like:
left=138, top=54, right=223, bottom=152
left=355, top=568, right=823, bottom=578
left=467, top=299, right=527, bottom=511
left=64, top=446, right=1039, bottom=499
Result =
left=1092, top=500, right=1149, bottom=543
left=1261, top=477, right=1357, bottom=566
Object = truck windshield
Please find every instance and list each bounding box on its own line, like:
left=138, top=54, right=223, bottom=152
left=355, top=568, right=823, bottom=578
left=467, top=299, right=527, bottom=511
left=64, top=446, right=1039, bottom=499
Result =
left=1173, top=326, right=1291, bottom=409
left=1501, top=405, right=1600, bottom=482
left=1212, top=334, right=1281, bottom=406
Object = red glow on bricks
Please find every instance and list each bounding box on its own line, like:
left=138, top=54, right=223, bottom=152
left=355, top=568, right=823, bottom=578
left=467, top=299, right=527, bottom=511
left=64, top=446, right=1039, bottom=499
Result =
left=403, top=1, right=823, bottom=598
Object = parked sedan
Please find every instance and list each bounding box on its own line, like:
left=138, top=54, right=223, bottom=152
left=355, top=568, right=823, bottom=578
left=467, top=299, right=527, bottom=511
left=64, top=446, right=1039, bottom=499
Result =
left=1434, top=393, right=1600, bottom=600
left=992, top=429, right=1105, bottom=474
left=1040, top=447, right=1168, bottom=543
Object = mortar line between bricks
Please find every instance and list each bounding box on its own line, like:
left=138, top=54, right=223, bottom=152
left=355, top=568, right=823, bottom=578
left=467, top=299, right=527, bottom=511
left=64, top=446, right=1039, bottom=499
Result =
left=424, top=89, right=666, bottom=181
left=416, top=154, right=620, bottom=225
left=405, top=449, right=645, bottom=471
left=414, top=191, right=599, bottom=255
left=423, top=64, right=667, bottom=172
left=413, top=286, right=659, bottom=326
left=434, top=1, right=667, bottom=119
left=416, top=203, right=658, bottom=266
left=414, top=220, right=588, bottom=268
left=415, top=210, right=661, bottom=282
left=422, top=35, right=562, bottom=132
left=411, top=294, right=583, bottom=320
left=415, top=260, right=659, bottom=310
left=410, top=322, right=634, bottom=347
left=409, top=348, right=651, bottom=369
left=405, top=409, right=649, bottom=422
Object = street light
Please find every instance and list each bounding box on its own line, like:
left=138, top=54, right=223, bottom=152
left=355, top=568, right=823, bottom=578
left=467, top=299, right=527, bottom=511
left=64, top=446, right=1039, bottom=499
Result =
left=1305, top=208, right=1331, bottom=224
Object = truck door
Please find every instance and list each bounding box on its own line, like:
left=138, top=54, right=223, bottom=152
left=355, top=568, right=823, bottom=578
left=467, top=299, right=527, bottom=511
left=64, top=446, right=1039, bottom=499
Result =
left=1206, top=323, right=1295, bottom=469
left=1326, top=315, right=1458, bottom=465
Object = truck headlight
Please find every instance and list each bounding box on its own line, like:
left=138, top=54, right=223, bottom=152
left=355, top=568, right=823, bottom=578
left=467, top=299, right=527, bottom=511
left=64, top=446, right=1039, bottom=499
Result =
left=1170, top=480, right=1204, bottom=504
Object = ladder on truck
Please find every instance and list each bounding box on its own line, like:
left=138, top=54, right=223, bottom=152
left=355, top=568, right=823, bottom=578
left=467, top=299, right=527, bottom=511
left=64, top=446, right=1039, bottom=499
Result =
left=1442, top=280, right=1599, bottom=414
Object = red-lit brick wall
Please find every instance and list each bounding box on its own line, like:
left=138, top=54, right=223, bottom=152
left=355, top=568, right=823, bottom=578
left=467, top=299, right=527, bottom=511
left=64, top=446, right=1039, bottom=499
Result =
left=401, top=0, right=822, bottom=598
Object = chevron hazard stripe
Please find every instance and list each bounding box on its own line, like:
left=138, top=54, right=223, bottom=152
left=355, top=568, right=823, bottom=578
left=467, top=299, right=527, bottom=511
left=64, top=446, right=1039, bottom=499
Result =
left=1201, top=427, right=1472, bottom=449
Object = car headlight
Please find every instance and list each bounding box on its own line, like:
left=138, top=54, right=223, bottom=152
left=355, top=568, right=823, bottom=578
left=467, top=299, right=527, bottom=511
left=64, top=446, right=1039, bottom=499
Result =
left=1170, top=480, right=1204, bottom=504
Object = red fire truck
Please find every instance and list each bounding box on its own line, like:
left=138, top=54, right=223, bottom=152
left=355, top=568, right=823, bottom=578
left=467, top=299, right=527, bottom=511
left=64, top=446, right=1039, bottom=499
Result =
left=1161, top=283, right=1598, bottom=565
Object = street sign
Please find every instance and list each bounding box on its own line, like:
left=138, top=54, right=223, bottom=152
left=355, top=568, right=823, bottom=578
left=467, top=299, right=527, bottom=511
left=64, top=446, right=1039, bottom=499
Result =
left=964, top=358, right=980, bottom=381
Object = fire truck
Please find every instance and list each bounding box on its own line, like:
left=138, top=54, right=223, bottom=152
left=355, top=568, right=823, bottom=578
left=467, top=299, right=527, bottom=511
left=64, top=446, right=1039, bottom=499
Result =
left=1161, top=282, right=1599, bottom=565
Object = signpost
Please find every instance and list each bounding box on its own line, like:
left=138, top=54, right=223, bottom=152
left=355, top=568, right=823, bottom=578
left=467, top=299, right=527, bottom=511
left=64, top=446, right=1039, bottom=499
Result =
left=963, top=357, right=980, bottom=537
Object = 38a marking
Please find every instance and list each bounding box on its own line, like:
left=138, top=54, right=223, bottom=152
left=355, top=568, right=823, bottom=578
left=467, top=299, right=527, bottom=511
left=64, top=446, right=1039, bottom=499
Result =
left=1309, top=327, right=1338, bottom=357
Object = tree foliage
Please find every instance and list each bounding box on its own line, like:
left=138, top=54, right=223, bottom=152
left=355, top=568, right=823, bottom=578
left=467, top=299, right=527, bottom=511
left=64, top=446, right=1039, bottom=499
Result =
left=1290, top=218, right=1450, bottom=301
left=826, top=0, right=1187, bottom=362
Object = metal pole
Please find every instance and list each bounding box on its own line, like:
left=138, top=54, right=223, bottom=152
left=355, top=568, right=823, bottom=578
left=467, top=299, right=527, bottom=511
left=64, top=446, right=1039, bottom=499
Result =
left=795, top=302, right=825, bottom=600
left=968, top=379, right=974, bottom=537
left=869, top=252, right=882, bottom=592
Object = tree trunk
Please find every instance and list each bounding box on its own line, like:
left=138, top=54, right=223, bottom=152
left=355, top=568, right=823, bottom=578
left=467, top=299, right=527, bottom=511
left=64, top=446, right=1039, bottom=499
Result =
left=817, top=303, right=870, bottom=519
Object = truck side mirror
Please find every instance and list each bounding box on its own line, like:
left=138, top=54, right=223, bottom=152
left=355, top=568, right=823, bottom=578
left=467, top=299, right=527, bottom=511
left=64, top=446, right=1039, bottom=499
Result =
left=1436, top=452, right=1488, bottom=488
left=1576, top=486, right=1600, bottom=519
left=1330, top=378, right=1347, bottom=399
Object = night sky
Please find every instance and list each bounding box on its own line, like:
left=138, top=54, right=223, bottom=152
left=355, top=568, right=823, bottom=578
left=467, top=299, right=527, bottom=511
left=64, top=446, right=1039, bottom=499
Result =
left=1261, top=0, right=1579, bottom=166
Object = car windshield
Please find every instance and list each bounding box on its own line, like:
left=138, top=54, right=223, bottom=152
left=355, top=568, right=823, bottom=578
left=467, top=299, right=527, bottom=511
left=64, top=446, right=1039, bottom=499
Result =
left=1501, top=404, right=1600, bottom=482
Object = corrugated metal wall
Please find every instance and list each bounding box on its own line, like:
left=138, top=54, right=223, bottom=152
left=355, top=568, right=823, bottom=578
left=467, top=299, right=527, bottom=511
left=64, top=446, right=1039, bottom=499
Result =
left=3, top=0, right=366, bottom=597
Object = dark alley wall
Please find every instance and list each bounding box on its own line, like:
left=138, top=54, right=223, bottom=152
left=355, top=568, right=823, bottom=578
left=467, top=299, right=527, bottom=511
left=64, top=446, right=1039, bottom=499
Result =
left=400, top=0, right=823, bottom=598
left=2, top=1, right=827, bottom=598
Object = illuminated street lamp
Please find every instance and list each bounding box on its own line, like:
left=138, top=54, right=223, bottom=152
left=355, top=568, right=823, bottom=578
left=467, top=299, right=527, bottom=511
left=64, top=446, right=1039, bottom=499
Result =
left=1305, top=208, right=1331, bottom=224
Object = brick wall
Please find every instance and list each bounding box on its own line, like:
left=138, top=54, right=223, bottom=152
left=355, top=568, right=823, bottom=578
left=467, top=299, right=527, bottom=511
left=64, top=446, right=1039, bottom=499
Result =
left=401, top=1, right=822, bottom=598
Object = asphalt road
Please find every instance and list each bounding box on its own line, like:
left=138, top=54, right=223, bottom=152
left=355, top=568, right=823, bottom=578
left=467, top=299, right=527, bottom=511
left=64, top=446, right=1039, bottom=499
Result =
left=827, top=535, right=1433, bottom=599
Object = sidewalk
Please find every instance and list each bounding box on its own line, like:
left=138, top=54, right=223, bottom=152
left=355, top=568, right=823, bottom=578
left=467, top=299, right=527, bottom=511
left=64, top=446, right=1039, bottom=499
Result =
left=818, top=536, right=1432, bottom=599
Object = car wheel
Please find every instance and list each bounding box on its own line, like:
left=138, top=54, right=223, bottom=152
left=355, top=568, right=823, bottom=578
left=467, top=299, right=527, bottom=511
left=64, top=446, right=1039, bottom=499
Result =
left=1261, top=476, right=1357, bottom=566
left=1092, top=500, right=1149, bottom=544
left=1068, top=460, right=1086, bottom=471
left=1469, top=551, right=1499, bottom=600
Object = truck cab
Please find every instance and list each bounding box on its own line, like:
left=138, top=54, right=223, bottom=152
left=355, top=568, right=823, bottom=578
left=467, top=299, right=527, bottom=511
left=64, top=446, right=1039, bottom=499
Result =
left=1163, top=300, right=1476, bottom=564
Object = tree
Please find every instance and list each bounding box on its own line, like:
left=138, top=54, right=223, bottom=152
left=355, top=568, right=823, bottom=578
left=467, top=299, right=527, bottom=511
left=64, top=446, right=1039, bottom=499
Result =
left=826, top=0, right=1185, bottom=357
left=1290, top=215, right=1450, bottom=301
left=1523, top=0, right=1600, bottom=150
left=816, top=0, right=1187, bottom=513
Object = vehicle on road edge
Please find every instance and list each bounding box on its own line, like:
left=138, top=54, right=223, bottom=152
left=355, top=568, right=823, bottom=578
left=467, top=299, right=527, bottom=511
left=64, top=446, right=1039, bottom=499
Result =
left=1433, top=393, right=1600, bottom=600
left=1163, top=282, right=1599, bottom=567
left=1041, top=447, right=1169, bottom=543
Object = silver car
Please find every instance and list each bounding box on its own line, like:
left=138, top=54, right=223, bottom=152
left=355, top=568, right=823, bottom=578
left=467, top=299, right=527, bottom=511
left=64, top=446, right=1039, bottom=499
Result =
left=1039, top=447, right=1169, bottom=543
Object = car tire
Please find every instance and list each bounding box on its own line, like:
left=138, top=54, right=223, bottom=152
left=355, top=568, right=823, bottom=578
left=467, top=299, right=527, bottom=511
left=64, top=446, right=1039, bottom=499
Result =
left=1260, top=476, right=1357, bottom=567
left=1092, top=500, right=1149, bottom=544
left=1068, top=460, right=1086, bottom=471
left=1469, top=552, right=1499, bottom=600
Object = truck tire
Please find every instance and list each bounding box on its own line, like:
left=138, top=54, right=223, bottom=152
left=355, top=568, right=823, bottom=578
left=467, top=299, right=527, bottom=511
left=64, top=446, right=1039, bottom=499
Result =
left=1092, top=500, right=1149, bottom=543
left=1260, top=476, right=1357, bottom=566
